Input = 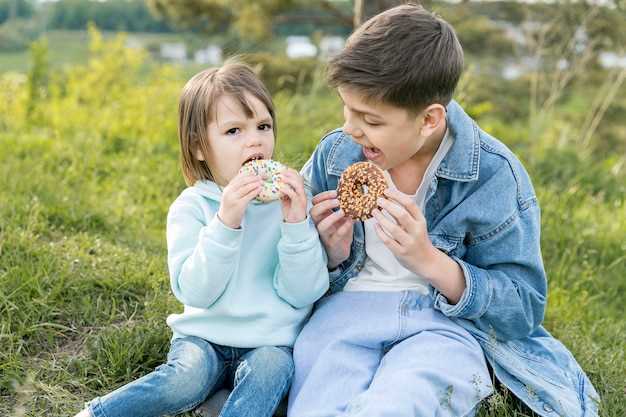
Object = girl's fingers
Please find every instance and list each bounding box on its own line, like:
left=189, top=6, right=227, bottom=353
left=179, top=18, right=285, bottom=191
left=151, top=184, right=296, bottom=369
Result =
left=237, top=181, right=263, bottom=199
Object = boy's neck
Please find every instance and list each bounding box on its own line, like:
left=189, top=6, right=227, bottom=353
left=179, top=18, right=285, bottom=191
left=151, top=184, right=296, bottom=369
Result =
left=388, top=122, right=447, bottom=195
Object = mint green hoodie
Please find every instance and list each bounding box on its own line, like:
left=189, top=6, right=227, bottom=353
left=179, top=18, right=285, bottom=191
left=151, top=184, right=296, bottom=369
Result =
left=165, top=180, right=329, bottom=348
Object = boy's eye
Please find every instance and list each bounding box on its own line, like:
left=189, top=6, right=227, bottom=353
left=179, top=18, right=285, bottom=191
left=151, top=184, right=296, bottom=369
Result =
left=364, top=119, right=381, bottom=126
left=226, top=127, right=240, bottom=135
left=258, top=123, right=272, bottom=131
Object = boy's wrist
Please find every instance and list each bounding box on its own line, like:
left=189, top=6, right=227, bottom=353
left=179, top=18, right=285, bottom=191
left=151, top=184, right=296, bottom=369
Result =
left=417, top=244, right=466, bottom=304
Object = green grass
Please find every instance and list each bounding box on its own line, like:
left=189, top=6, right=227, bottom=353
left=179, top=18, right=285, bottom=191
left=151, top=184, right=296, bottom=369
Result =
left=0, top=32, right=624, bottom=417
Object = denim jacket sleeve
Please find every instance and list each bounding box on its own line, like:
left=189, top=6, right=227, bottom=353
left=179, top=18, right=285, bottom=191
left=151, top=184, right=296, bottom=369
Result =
left=300, top=132, right=351, bottom=284
left=167, top=197, right=242, bottom=309
left=432, top=161, right=548, bottom=341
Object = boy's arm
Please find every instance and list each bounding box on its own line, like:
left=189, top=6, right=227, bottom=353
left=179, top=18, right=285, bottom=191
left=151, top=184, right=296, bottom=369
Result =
left=167, top=199, right=241, bottom=309
left=272, top=215, right=330, bottom=309
left=431, top=200, right=547, bottom=340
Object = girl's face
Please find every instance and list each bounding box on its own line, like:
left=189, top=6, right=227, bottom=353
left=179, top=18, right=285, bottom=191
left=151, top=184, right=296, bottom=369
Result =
left=201, top=92, right=275, bottom=186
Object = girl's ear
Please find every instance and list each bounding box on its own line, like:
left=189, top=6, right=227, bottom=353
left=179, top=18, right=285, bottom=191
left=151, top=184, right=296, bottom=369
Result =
left=415, top=104, right=446, bottom=137
left=191, top=133, right=205, bottom=161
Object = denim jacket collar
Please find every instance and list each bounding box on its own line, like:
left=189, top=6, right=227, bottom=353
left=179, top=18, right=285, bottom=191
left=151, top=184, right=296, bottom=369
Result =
left=437, top=100, right=480, bottom=182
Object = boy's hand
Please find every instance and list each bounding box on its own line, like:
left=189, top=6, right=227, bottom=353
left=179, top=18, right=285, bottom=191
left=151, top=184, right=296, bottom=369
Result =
left=278, top=169, right=308, bottom=223
left=372, top=188, right=438, bottom=276
left=218, top=171, right=263, bottom=229
left=310, top=190, right=354, bottom=269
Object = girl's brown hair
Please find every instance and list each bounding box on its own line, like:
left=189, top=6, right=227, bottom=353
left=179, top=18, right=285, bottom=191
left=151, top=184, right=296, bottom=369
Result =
left=178, top=57, right=276, bottom=185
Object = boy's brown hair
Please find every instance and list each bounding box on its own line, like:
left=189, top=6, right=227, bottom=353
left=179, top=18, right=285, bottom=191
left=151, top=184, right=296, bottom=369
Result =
left=328, top=3, right=464, bottom=112
left=178, top=58, right=276, bottom=185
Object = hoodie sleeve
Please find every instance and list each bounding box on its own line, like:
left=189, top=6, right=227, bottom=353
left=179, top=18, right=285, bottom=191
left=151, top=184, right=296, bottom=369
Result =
left=272, top=212, right=330, bottom=309
left=167, top=197, right=242, bottom=309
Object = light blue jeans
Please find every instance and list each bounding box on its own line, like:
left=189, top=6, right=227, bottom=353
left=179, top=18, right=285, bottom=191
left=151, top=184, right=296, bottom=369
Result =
left=87, top=336, right=293, bottom=417
left=288, top=291, right=494, bottom=417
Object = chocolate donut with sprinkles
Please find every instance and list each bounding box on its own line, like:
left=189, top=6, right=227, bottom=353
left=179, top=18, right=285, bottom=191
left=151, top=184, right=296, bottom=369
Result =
left=337, top=162, right=388, bottom=221
left=238, top=159, right=287, bottom=203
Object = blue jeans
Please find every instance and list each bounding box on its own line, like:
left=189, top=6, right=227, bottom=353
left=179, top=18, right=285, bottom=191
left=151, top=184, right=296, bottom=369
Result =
left=88, top=336, right=294, bottom=417
left=288, top=291, right=494, bottom=417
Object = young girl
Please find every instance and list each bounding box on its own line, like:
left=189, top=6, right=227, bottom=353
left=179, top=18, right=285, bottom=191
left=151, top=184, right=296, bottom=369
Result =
left=74, top=60, right=329, bottom=417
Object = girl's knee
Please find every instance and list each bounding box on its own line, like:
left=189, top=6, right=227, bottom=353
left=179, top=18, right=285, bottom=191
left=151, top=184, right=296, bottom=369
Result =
left=237, top=346, right=294, bottom=386
left=164, top=338, right=219, bottom=402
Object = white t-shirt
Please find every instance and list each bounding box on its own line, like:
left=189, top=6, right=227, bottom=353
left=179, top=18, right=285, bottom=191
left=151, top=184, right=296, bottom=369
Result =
left=344, top=131, right=453, bottom=293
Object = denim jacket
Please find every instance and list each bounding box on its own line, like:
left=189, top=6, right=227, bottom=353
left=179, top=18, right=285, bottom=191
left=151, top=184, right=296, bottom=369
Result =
left=301, top=101, right=600, bottom=417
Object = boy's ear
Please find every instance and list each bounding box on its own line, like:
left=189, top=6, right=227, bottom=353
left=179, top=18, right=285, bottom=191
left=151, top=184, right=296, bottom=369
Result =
left=415, top=104, right=446, bottom=137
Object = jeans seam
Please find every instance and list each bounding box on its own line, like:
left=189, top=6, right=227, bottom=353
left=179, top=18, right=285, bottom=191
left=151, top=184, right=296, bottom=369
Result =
left=264, top=366, right=294, bottom=417
left=88, top=398, right=110, bottom=417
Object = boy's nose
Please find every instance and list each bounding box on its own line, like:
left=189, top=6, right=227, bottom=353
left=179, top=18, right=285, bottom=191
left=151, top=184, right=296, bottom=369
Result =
left=343, top=121, right=363, bottom=138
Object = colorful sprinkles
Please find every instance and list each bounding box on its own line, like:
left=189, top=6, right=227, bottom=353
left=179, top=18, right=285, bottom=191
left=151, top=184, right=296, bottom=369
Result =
left=238, top=159, right=287, bottom=203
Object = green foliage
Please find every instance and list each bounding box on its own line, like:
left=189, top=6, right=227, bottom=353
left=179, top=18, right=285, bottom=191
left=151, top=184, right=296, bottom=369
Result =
left=0, top=26, right=625, bottom=417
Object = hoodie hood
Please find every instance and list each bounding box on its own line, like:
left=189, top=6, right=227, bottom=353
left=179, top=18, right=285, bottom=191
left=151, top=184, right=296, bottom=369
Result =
left=186, top=180, right=223, bottom=202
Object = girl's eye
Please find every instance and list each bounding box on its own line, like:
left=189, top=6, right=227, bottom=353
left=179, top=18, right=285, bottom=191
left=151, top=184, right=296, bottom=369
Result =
left=258, top=123, right=272, bottom=131
left=226, top=127, right=240, bottom=135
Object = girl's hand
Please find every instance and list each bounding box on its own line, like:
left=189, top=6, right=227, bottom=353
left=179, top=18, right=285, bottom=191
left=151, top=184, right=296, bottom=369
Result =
left=278, top=169, right=307, bottom=223
left=372, top=188, right=438, bottom=276
left=309, top=190, right=354, bottom=269
left=218, top=171, right=263, bottom=229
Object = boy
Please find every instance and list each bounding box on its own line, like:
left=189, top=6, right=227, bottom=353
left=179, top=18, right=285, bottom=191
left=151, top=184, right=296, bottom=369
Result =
left=289, top=4, right=599, bottom=417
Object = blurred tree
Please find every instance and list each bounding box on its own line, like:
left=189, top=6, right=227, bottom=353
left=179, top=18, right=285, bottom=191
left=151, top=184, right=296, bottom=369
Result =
left=0, top=0, right=33, bottom=24
left=46, top=0, right=174, bottom=32
left=145, top=0, right=405, bottom=41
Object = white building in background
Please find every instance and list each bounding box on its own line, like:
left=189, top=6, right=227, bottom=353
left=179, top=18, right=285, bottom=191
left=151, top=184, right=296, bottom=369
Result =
left=599, top=52, right=626, bottom=69
left=286, top=36, right=317, bottom=59
left=319, top=36, right=345, bottom=59
left=194, top=45, right=222, bottom=65
left=160, top=43, right=186, bottom=62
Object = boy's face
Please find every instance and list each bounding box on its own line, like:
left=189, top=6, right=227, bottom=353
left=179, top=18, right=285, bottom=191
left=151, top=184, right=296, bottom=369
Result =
left=338, top=86, right=430, bottom=171
left=201, top=92, right=275, bottom=186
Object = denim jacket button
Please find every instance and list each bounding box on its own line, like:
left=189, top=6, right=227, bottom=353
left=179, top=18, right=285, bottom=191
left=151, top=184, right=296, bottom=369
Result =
left=542, top=402, right=554, bottom=412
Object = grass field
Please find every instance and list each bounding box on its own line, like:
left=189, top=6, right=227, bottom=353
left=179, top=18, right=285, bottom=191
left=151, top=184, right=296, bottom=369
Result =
left=0, top=31, right=624, bottom=416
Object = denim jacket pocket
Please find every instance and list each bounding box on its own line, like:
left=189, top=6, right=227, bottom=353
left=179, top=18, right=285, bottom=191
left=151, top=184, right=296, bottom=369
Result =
left=429, top=234, right=461, bottom=256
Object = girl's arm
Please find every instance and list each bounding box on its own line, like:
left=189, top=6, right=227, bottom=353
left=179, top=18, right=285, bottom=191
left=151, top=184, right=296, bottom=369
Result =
left=167, top=198, right=241, bottom=309
left=272, top=216, right=330, bottom=309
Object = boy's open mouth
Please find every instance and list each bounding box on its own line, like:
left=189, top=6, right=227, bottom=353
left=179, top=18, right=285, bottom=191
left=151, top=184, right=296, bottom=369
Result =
left=363, top=146, right=382, bottom=160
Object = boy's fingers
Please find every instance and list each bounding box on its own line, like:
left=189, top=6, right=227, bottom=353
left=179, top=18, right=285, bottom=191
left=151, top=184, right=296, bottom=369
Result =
left=310, top=199, right=340, bottom=221
left=373, top=209, right=410, bottom=246
left=317, top=209, right=346, bottom=235
left=377, top=197, right=416, bottom=232
left=374, top=223, right=402, bottom=252
left=312, top=190, right=338, bottom=205
left=383, top=189, right=420, bottom=220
